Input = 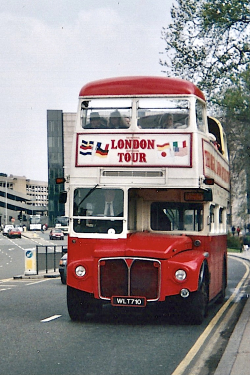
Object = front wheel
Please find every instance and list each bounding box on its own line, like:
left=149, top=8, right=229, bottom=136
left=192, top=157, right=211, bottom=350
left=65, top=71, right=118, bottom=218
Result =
left=67, top=286, right=90, bottom=321
left=185, top=264, right=209, bottom=325
left=67, top=286, right=102, bottom=321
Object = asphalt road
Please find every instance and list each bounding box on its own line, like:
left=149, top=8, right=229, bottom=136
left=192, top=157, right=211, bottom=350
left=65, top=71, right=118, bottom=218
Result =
left=0, top=233, right=249, bottom=375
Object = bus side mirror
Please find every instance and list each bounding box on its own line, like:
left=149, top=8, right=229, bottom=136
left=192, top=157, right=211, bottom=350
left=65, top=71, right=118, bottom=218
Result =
left=59, top=191, right=67, bottom=204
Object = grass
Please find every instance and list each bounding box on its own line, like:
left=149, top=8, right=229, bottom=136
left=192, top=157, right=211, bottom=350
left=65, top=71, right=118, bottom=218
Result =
left=228, top=248, right=242, bottom=253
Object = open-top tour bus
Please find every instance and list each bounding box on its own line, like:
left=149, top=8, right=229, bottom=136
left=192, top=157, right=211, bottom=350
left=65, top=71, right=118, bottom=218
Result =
left=63, top=76, right=229, bottom=324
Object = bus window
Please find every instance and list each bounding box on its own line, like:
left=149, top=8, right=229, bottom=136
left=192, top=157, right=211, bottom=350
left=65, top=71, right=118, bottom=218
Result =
left=81, top=98, right=132, bottom=130
left=73, top=187, right=124, bottom=234
left=219, top=207, right=223, bottom=224
left=137, top=98, right=189, bottom=129
left=219, top=207, right=226, bottom=232
left=196, top=100, right=206, bottom=132
left=209, top=205, right=215, bottom=232
left=207, top=117, right=227, bottom=155
left=151, top=202, right=203, bottom=231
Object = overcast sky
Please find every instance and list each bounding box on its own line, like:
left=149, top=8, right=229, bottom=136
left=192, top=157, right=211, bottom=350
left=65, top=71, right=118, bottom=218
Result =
left=0, top=0, right=172, bottom=181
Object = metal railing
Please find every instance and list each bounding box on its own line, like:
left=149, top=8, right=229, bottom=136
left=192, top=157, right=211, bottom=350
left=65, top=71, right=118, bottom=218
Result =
left=35, top=245, right=67, bottom=274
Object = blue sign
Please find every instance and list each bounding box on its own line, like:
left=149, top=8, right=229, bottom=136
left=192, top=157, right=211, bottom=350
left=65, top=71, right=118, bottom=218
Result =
left=26, top=250, right=33, bottom=258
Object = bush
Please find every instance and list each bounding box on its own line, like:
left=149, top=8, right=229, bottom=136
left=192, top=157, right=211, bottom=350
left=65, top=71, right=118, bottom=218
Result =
left=227, top=234, right=241, bottom=250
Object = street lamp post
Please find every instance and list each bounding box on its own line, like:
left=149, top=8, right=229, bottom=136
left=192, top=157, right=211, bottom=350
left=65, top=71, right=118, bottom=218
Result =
left=5, top=180, right=7, bottom=225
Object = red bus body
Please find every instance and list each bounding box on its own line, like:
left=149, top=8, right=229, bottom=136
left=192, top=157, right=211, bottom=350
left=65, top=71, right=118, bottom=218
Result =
left=65, top=77, right=229, bottom=324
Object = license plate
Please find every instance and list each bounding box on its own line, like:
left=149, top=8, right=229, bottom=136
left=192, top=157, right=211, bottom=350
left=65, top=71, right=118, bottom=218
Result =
left=111, top=296, right=146, bottom=307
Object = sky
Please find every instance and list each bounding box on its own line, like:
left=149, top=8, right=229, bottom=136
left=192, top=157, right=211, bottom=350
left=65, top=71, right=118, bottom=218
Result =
left=0, top=0, right=173, bottom=181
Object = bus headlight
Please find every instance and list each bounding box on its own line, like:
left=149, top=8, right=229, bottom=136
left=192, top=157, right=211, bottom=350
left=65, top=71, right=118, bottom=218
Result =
left=175, top=269, right=187, bottom=281
left=75, top=265, right=86, bottom=277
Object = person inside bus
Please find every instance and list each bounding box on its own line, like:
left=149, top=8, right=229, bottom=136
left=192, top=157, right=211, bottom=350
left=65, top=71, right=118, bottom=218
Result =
left=85, top=112, right=106, bottom=129
left=90, top=189, right=123, bottom=233
left=151, top=205, right=171, bottom=231
left=102, top=189, right=123, bottom=217
left=159, top=113, right=174, bottom=129
left=108, top=110, right=129, bottom=129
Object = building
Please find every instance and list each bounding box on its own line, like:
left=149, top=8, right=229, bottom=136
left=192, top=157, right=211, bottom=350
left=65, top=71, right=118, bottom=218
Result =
left=0, top=173, right=48, bottom=227
left=47, top=110, right=75, bottom=226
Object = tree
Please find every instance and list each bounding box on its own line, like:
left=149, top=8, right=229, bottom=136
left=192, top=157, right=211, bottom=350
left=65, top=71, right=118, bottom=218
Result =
left=160, top=0, right=250, bottom=224
left=216, top=68, right=250, bottom=218
left=160, top=0, right=250, bottom=93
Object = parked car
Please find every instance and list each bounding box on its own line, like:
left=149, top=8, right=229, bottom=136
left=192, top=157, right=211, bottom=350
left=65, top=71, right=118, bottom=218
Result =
left=59, top=253, right=67, bottom=284
left=49, top=228, right=64, bottom=240
left=7, top=227, right=22, bottom=238
left=3, top=224, right=14, bottom=236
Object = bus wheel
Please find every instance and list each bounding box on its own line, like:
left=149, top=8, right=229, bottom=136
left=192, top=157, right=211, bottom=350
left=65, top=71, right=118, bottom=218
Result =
left=185, top=265, right=209, bottom=325
left=217, top=260, right=227, bottom=304
left=67, top=286, right=90, bottom=321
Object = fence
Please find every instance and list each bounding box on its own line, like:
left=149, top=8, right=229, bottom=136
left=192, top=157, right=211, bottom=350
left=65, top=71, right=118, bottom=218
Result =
left=35, top=245, right=67, bottom=274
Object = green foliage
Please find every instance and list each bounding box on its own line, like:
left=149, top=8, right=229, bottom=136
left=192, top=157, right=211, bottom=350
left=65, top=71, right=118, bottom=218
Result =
left=227, top=234, right=242, bottom=250
left=161, top=0, right=250, bottom=222
left=161, top=0, right=250, bottom=93
left=202, top=0, right=249, bottom=29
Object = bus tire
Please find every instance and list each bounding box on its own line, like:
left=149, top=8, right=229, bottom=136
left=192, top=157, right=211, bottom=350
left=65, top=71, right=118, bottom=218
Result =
left=67, top=286, right=90, bottom=321
left=217, top=259, right=227, bottom=304
left=185, top=264, right=209, bottom=325
left=60, top=274, right=66, bottom=285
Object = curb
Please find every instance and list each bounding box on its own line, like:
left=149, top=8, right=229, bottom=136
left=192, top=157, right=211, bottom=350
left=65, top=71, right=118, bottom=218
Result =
left=214, top=297, right=250, bottom=375
left=13, top=272, right=60, bottom=280
left=214, top=252, right=250, bottom=374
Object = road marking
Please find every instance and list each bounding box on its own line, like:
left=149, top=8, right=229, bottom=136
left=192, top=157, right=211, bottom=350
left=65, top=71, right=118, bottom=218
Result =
left=0, top=284, right=17, bottom=288
left=41, top=315, right=62, bottom=323
left=25, top=279, right=48, bottom=286
left=0, top=278, right=14, bottom=282
left=171, top=256, right=250, bottom=375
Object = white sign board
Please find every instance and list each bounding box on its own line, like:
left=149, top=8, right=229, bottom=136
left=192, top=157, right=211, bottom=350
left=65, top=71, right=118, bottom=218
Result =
left=76, top=133, right=192, bottom=168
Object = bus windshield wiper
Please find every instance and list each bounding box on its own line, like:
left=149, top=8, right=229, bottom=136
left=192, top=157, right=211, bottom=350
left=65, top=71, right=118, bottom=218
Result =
left=78, top=184, right=99, bottom=207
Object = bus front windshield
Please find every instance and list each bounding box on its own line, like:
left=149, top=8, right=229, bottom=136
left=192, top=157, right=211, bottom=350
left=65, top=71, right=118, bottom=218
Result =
left=30, top=215, right=40, bottom=224
left=73, top=188, right=124, bottom=234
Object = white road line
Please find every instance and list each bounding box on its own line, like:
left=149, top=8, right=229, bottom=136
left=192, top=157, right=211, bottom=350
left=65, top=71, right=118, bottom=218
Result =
left=0, top=278, right=13, bottom=282
left=25, top=279, right=48, bottom=285
left=40, top=315, right=62, bottom=323
left=0, top=284, right=17, bottom=287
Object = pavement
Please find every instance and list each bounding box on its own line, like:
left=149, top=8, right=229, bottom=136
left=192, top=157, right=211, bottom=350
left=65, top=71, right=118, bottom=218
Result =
left=20, top=230, right=250, bottom=373
left=214, top=250, right=250, bottom=375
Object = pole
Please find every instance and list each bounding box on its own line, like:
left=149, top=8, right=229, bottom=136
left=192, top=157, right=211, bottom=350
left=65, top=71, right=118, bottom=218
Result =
left=5, top=179, right=7, bottom=225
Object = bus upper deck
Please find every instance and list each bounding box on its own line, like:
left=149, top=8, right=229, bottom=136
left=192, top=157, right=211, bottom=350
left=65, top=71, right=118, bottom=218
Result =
left=71, top=76, right=229, bottom=191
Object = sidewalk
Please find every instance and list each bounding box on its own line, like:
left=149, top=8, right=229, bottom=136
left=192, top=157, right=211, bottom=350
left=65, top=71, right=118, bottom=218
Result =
left=214, top=250, right=250, bottom=375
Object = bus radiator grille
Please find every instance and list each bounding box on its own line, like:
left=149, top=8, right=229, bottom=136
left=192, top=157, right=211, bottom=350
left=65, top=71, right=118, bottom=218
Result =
left=99, top=258, right=160, bottom=300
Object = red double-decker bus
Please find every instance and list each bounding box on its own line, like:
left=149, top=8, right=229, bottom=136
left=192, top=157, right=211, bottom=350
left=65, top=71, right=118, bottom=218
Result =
left=63, top=76, right=229, bottom=324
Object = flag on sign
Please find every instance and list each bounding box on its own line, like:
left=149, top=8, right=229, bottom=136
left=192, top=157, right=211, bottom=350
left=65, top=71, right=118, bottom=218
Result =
left=95, top=142, right=109, bottom=157
left=173, top=141, right=188, bottom=156
left=80, top=140, right=94, bottom=156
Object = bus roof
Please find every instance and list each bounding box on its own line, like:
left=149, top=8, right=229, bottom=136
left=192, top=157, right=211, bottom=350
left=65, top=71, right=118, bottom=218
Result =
left=79, top=76, right=206, bottom=101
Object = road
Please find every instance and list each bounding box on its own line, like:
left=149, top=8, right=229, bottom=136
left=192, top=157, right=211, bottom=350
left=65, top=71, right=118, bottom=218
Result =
left=0, top=232, right=249, bottom=375
left=0, top=230, right=66, bottom=278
